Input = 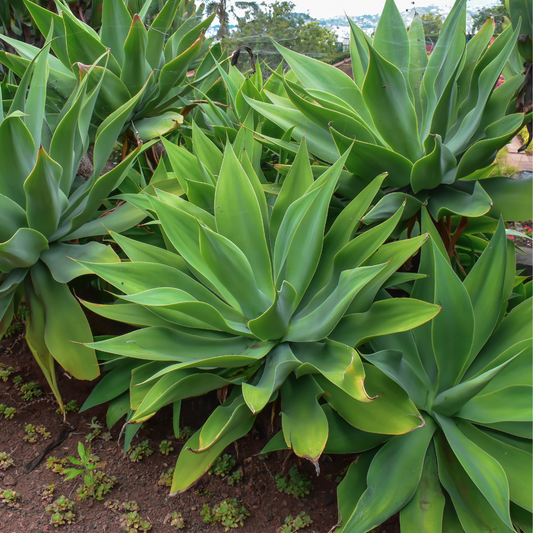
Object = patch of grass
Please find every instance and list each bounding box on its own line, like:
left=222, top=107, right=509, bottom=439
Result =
left=201, top=498, right=250, bottom=530
left=275, top=467, right=313, bottom=499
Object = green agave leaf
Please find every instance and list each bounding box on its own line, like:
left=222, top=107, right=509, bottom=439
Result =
left=411, top=134, right=456, bottom=193
left=317, top=364, right=422, bottom=435
left=407, top=16, right=428, bottom=121
left=322, top=405, right=390, bottom=454
left=192, top=121, right=223, bottom=177
left=41, top=242, right=119, bottom=284
left=99, top=0, right=132, bottom=66
left=86, top=326, right=270, bottom=362
left=170, top=412, right=254, bottom=494
left=215, top=143, right=274, bottom=301
left=331, top=127, right=413, bottom=188
left=362, top=43, right=422, bottom=162
left=457, top=420, right=532, bottom=512
left=434, top=430, right=515, bottom=532
left=106, top=391, right=130, bottom=430
left=79, top=260, right=242, bottom=321
left=281, top=374, right=328, bottom=471
left=23, top=148, right=67, bottom=239
left=109, top=231, right=189, bottom=273
left=432, top=355, right=519, bottom=417
left=130, top=361, right=174, bottom=410
left=427, top=181, right=493, bottom=220
left=133, top=112, right=183, bottom=141
left=0, top=194, right=27, bottom=242
left=331, top=297, right=441, bottom=348
left=457, top=385, right=532, bottom=424
left=242, top=343, right=300, bottom=414
left=146, top=0, right=180, bottom=69
left=400, top=443, right=445, bottom=532
left=285, top=265, right=386, bottom=342
left=293, top=339, right=369, bottom=403
left=511, top=502, right=533, bottom=533
left=80, top=358, right=142, bottom=412
left=341, top=416, right=437, bottom=533
left=121, top=14, right=152, bottom=96
left=0, top=228, right=49, bottom=273
left=362, top=193, right=422, bottom=224
left=373, top=0, right=410, bottom=80
left=30, top=261, right=98, bottom=380
left=347, top=16, right=371, bottom=89
left=482, top=177, right=532, bottom=221
left=248, top=281, right=297, bottom=341
left=80, top=300, right=174, bottom=328
left=270, top=138, right=314, bottom=247
left=0, top=114, right=35, bottom=207
left=131, top=370, right=233, bottom=424
left=154, top=188, right=215, bottom=227
left=196, top=394, right=254, bottom=453
left=435, top=414, right=513, bottom=528
left=24, top=279, right=62, bottom=409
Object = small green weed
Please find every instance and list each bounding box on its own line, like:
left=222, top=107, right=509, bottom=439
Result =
left=119, top=511, right=152, bottom=532
left=196, top=488, right=213, bottom=497
left=105, top=499, right=139, bottom=512
left=279, top=512, right=313, bottom=532
left=165, top=511, right=185, bottom=529
left=46, top=495, right=76, bottom=526
left=178, top=426, right=194, bottom=439
left=0, top=404, right=17, bottom=419
left=158, top=467, right=175, bottom=487
left=85, top=417, right=103, bottom=442
left=18, top=381, right=42, bottom=401
left=12, top=375, right=23, bottom=387
left=209, top=454, right=236, bottom=477
left=1, top=489, right=21, bottom=508
left=275, top=467, right=312, bottom=499
left=0, top=364, right=14, bottom=381
left=40, top=483, right=55, bottom=502
left=24, top=424, right=51, bottom=443
left=129, top=440, right=153, bottom=462
left=257, top=452, right=269, bottom=461
left=46, top=457, right=67, bottom=474
left=63, top=442, right=116, bottom=500
left=201, top=498, right=250, bottom=531
left=0, top=451, right=14, bottom=470
left=159, top=440, right=174, bottom=455
left=326, top=465, right=349, bottom=483
left=56, top=400, right=79, bottom=415
left=226, top=470, right=243, bottom=486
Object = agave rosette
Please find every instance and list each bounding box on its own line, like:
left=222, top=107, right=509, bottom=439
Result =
left=0, top=39, right=156, bottom=410
left=328, top=215, right=532, bottom=532
left=79, top=136, right=440, bottom=492
left=241, top=0, right=531, bottom=228
left=0, top=0, right=214, bottom=138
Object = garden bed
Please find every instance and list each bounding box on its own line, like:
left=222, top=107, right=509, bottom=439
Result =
left=0, top=331, right=400, bottom=533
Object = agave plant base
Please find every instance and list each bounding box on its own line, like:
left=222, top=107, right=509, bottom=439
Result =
left=0, top=335, right=390, bottom=533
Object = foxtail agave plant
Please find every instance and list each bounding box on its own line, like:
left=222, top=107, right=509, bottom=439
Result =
left=78, top=138, right=440, bottom=492
left=244, top=0, right=532, bottom=227
left=0, top=41, right=155, bottom=411
left=330, top=215, right=532, bottom=532
left=0, top=0, right=214, bottom=139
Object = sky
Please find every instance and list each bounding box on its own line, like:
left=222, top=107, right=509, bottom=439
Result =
left=273, top=0, right=498, bottom=18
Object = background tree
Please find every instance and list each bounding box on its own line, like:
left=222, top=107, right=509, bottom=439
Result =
left=472, top=0, right=509, bottom=34
left=420, top=12, right=443, bottom=38
left=223, top=1, right=338, bottom=71
left=206, top=0, right=259, bottom=39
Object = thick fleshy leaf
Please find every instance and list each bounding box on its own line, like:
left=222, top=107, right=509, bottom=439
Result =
left=170, top=413, right=254, bottom=494
left=0, top=194, right=27, bottom=243
left=0, top=229, right=48, bottom=273
left=242, top=344, right=299, bottom=414
left=133, top=112, right=183, bottom=141
left=120, top=15, right=152, bottom=95
left=407, top=16, right=428, bottom=120
left=281, top=374, right=328, bottom=471
left=317, top=364, right=422, bottom=435
left=293, top=339, right=369, bottom=403
left=483, top=177, right=532, bottom=221
left=331, top=297, right=441, bottom=348
left=400, top=443, right=445, bottom=532
left=99, top=0, right=132, bottom=65
left=215, top=143, right=274, bottom=301
left=30, top=261, right=98, bottom=380
left=340, top=416, right=437, bottom=533
left=435, top=414, right=513, bottom=528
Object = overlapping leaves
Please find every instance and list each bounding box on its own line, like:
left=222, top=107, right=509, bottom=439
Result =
left=80, top=138, right=440, bottom=492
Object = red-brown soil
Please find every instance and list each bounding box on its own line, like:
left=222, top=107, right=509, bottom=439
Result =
left=0, top=330, right=400, bottom=533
